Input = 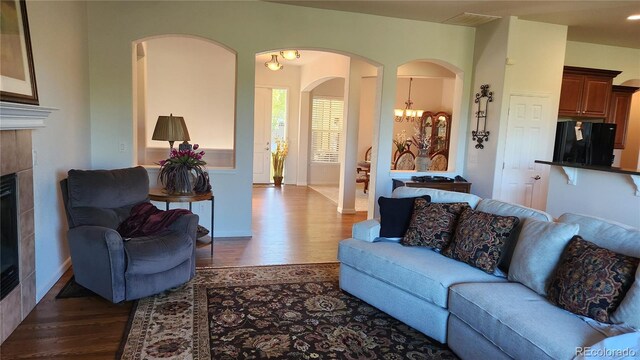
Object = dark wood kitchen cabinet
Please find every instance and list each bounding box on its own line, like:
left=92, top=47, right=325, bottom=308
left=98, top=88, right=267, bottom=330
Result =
left=607, top=85, right=639, bottom=149
left=558, top=67, right=621, bottom=118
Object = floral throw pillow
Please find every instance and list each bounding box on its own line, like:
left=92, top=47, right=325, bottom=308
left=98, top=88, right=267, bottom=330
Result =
left=443, top=208, right=519, bottom=274
left=547, top=236, right=639, bottom=323
left=401, top=200, right=470, bottom=250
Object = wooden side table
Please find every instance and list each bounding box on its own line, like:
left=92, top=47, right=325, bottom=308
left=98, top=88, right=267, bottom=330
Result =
left=392, top=179, right=472, bottom=193
left=148, top=189, right=215, bottom=255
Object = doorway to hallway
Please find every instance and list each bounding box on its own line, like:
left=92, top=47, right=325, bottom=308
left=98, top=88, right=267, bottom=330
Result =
left=253, top=87, right=287, bottom=184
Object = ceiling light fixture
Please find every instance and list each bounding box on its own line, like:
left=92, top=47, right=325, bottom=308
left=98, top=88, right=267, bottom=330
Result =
left=394, top=78, right=424, bottom=122
left=627, top=14, right=640, bottom=20
left=265, top=55, right=283, bottom=71
left=280, top=50, right=300, bottom=60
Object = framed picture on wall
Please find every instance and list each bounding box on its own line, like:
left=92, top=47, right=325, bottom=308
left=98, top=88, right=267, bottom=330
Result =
left=1, top=0, right=38, bottom=105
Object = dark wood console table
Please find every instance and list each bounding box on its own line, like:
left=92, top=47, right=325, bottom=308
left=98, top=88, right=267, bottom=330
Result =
left=149, top=189, right=214, bottom=255
left=392, top=179, right=472, bottom=193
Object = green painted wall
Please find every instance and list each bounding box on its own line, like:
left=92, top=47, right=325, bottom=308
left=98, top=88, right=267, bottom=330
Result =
left=86, top=0, right=476, bottom=235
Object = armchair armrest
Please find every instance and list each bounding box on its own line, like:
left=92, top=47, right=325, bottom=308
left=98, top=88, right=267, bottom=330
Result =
left=67, top=226, right=126, bottom=302
left=167, top=213, right=199, bottom=277
left=167, top=213, right=199, bottom=240
left=352, top=219, right=381, bottom=242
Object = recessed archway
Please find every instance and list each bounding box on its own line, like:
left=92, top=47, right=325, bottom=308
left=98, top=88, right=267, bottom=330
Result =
left=392, top=59, right=465, bottom=174
left=132, top=35, right=237, bottom=168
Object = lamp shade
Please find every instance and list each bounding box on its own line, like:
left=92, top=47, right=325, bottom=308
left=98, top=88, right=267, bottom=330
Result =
left=152, top=114, right=190, bottom=142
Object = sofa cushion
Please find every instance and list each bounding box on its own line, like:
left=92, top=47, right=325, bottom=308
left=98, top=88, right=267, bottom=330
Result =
left=378, top=195, right=431, bottom=238
left=476, top=199, right=553, bottom=272
left=558, top=213, right=640, bottom=329
left=392, top=187, right=481, bottom=208
left=124, top=230, right=193, bottom=275
left=443, top=208, right=520, bottom=274
left=449, top=282, right=606, bottom=360
left=401, top=200, right=469, bottom=250
left=508, top=218, right=579, bottom=295
left=547, top=236, right=639, bottom=323
left=338, top=239, right=506, bottom=308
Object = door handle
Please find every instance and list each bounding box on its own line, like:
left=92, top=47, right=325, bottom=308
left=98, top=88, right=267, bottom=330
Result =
left=532, top=175, right=541, bottom=180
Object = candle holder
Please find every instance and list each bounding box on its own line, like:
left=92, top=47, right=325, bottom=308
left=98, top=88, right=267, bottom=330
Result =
left=472, top=84, right=493, bottom=149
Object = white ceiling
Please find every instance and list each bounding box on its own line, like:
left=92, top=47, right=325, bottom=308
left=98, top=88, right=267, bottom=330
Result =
left=271, top=1, right=640, bottom=49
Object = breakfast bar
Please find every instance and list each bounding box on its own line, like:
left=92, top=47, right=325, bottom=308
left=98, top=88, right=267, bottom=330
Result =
left=535, top=160, right=640, bottom=228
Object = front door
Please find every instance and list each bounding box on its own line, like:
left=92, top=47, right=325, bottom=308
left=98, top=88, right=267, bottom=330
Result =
left=498, top=95, right=552, bottom=210
left=253, top=87, right=272, bottom=183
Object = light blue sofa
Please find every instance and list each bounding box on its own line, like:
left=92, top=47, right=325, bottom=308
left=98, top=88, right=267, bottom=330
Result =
left=338, top=187, right=640, bottom=359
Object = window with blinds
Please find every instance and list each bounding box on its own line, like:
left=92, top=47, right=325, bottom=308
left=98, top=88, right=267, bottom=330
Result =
left=311, top=97, right=344, bottom=163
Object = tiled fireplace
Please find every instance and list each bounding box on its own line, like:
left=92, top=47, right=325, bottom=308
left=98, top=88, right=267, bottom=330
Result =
left=0, top=130, right=36, bottom=343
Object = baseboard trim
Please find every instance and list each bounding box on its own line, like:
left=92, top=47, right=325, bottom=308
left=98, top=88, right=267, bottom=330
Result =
left=36, top=257, right=72, bottom=302
left=214, top=230, right=253, bottom=238
left=338, top=207, right=356, bottom=214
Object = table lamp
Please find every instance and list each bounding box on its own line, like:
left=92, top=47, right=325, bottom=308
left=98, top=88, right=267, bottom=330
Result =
left=152, top=113, right=190, bottom=152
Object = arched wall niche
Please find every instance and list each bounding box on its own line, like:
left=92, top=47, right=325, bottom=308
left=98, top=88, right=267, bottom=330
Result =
left=133, top=34, right=237, bottom=168
left=391, top=59, right=464, bottom=173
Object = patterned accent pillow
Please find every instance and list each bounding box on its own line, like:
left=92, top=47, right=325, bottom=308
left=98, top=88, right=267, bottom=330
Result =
left=547, top=236, right=639, bottom=323
left=401, top=200, right=470, bottom=250
left=442, top=208, right=519, bottom=273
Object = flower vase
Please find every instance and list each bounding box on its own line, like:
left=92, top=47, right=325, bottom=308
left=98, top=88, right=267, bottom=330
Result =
left=273, top=176, right=283, bottom=187
left=415, top=149, right=431, bottom=172
left=173, top=168, right=195, bottom=194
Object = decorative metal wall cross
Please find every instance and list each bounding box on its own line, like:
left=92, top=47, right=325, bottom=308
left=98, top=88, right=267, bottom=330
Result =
left=472, top=84, right=493, bottom=149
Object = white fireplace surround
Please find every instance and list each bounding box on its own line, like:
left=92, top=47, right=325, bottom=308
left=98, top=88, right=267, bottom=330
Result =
left=0, top=102, right=57, bottom=130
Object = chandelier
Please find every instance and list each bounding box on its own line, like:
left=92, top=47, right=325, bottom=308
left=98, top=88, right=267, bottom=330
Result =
left=394, top=77, right=424, bottom=122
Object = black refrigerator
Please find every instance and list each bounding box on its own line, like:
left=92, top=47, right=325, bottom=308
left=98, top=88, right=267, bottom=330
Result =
left=553, top=121, right=616, bottom=166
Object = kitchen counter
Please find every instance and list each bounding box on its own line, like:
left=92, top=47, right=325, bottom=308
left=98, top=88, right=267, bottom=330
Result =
left=536, top=160, right=640, bottom=228
left=534, top=160, right=640, bottom=176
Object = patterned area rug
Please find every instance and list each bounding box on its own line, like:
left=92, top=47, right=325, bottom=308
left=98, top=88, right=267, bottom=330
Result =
left=118, top=263, right=456, bottom=359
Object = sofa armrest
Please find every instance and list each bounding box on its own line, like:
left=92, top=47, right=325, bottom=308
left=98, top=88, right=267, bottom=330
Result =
left=352, top=219, right=381, bottom=242
left=68, top=225, right=126, bottom=302
left=575, top=332, right=640, bottom=359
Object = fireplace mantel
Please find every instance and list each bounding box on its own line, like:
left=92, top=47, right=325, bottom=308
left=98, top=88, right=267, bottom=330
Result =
left=0, top=102, right=57, bottom=130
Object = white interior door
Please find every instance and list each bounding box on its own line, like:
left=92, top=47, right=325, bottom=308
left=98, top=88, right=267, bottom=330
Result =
left=499, top=95, right=552, bottom=210
left=253, top=88, right=272, bottom=183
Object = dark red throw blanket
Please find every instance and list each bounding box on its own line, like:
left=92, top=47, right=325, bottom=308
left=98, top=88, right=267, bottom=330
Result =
left=117, top=202, right=191, bottom=238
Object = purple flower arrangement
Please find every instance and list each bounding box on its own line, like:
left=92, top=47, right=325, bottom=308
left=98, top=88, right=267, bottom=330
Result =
left=158, top=144, right=211, bottom=194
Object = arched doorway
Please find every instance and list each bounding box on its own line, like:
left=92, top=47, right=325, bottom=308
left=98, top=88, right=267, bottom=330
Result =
left=254, top=50, right=380, bottom=215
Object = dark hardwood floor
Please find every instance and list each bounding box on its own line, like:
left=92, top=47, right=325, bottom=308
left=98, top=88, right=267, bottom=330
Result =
left=0, top=185, right=366, bottom=359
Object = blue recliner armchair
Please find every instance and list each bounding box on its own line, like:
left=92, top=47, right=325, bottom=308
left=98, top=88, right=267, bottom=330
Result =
left=60, top=166, right=198, bottom=302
